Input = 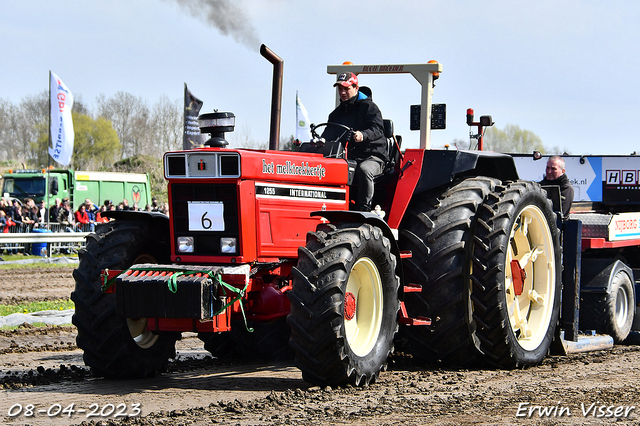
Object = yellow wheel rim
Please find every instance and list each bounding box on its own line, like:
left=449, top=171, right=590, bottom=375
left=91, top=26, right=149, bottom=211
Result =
left=126, top=253, right=159, bottom=349
left=127, top=318, right=160, bottom=349
left=344, top=257, right=383, bottom=357
left=505, top=205, right=556, bottom=350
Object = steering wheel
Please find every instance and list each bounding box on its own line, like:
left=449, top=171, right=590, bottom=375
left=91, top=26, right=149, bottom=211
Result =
left=310, top=122, right=353, bottom=145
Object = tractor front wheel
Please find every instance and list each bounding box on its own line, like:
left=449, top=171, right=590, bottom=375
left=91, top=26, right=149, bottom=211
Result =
left=287, top=223, right=399, bottom=387
left=71, top=220, right=177, bottom=378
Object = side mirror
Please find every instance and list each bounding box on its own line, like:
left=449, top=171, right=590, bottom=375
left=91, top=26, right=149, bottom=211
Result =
left=50, top=177, right=59, bottom=195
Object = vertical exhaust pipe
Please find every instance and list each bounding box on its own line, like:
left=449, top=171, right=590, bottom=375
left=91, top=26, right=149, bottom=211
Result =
left=260, top=44, right=283, bottom=151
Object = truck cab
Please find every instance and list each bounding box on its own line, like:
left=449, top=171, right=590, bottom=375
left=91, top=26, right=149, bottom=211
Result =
left=1, top=169, right=71, bottom=206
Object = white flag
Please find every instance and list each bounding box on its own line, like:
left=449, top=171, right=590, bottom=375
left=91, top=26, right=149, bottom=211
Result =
left=296, top=92, right=312, bottom=142
left=49, top=72, right=74, bottom=166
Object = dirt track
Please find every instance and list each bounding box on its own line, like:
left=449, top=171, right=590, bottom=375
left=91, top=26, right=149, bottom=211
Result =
left=1, top=266, right=640, bottom=425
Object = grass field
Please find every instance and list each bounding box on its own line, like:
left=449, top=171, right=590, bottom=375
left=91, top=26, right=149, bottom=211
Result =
left=0, top=254, right=76, bottom=325
left=0, top=299, right=75, bottom=316
left=0, top=253, right=78, bottom=269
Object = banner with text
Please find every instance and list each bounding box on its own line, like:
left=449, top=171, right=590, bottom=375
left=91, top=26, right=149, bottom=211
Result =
left=49, top=72, right=74, bottom=166
left=184, top=85, right=206, bottom=149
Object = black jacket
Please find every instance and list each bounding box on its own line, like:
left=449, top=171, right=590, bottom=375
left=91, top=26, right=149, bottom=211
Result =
left=540, top=173, right=574, bottom=216
left=322, top=92, right=388, bottom=162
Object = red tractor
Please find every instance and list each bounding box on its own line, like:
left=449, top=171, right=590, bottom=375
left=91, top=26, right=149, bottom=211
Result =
left=71, top=46, right=561, bottom=386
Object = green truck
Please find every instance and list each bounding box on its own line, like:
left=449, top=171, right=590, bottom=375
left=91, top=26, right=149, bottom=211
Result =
left=2, top=169, right=152, bottom=209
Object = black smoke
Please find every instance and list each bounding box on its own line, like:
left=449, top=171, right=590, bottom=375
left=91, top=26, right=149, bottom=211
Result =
left=170, top=0, right=259, bottom=50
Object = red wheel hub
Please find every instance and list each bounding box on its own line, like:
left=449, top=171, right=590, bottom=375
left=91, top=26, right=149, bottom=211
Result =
left=344, top=292, right=356, bottom=320
left=510, top=259, right=527, bottom=296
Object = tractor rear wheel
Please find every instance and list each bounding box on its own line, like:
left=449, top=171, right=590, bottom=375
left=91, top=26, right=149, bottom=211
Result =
left=398, top=177, right=498, bottom=365
left=288, top=223, right=399, bottom=387
left=71, top=220, right=178, bottom=378
left=471, top=181, right=561, bottom=367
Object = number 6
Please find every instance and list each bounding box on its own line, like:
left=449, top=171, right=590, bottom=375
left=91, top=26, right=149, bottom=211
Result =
left=201, top=211, right=212, bottom=229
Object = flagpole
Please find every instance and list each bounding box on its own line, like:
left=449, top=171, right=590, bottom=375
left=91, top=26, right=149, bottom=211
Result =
left=295, top=91, right=299, bottom=142
left=46, top=71, right=52, bottom=230
left=183, top=83, right=187, bottom=150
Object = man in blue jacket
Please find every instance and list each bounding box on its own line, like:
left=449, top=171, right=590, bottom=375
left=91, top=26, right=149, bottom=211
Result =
left=322, top=72, right=388, bottom=211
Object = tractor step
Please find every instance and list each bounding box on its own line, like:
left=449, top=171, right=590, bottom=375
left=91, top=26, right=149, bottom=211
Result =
left=398, top=301, right=431, bottom=326
left=403, top=283, right=422, bottom=293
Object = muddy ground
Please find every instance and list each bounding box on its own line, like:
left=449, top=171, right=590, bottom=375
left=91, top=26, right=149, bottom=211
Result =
left=1, top=265, right=639, bottom=425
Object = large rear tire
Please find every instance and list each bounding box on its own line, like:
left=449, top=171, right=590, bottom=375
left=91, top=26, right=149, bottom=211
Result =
left=471, top=181, right=561, bottom=367
left=398, top=177, right=498, bottom=365
left=288, top=223, right=399, bottom=387
left=71, top=220, right=178, bottom=378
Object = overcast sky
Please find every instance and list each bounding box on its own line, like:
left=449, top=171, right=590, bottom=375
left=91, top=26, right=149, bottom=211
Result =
left=2, top=0, right=639, bottom=155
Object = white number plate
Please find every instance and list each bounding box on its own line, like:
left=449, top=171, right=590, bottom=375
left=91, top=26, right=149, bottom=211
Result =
left=188, top=201, right=225, bottom=231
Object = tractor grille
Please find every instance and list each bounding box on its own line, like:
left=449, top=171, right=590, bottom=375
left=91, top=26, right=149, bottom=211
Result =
left=171, top=183, right=239, bottom=256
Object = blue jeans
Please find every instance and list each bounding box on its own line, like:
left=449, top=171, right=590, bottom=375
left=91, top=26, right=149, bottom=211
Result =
left=353, top=156, right=385, bottom=211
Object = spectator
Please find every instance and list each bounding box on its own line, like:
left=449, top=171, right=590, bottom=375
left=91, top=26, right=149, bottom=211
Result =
left=122, top=199, right=131, bottom=210
left=9, top=200, right=23, bottom=227
left=116, top=202, right=124, bottom=211
left=37, top=200, right=47, bottom=224
left=49, top=198, right=62, bottom=223
left=84, top=198, right=98, bottom=222
left=1, top=209, right=17, bottom=254
left=540, top=156, right=574, bottom=216
left=151, top=197, right=159, bottom=212
left=95, top=205, right=110, bottom=223
left=1, top=208, right=17, bottom=253
left=21, top=198, right=38, bottom=226
left=22, top=204, right=38, bottom=227
left=57, top=200, right=75, bottom=230
left=9, top=200, right=23, bottom=225
left=74, top=203, right=95, bottom=231
left=0, top=210, right=7, bottom=233
left=25, top=205, right=39, bottom=228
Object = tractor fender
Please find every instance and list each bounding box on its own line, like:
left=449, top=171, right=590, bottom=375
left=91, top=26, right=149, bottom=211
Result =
left=415, top=150, right=519, bottom=195
left=102, top=210, right=170, bottom=241
left=310, top=210, right=404, bottom=288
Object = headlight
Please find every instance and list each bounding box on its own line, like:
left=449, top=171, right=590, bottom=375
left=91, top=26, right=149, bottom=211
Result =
left=220, top=238, right=237, bottom=254
left=177, top=236, right=194, bottom=253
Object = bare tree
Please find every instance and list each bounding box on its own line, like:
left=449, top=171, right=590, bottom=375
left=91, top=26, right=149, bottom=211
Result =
left=96, top=92, right=151, bottom=160
left=228, top=123, right=267, bottom=149
left=15, top=91, right=49, bottom=165
left=150, top=95, right=182, bottom=156
left=0, top=99, right=18, bottom=162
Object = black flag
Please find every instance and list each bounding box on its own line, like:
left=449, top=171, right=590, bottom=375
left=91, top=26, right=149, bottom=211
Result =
left=184, top=84, right=206, bottom=149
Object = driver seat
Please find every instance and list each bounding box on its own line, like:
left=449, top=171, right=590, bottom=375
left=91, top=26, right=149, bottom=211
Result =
left=381, top=119, right=401, bottom=174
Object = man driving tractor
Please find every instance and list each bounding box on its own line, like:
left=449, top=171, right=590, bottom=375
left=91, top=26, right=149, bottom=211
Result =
left=322, top=72, right=388, bottom=211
